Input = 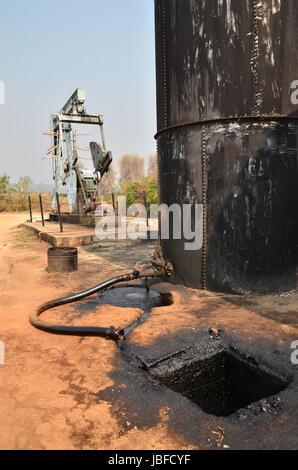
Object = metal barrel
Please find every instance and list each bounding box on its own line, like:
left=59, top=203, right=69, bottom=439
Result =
left=47, top=247, right=78, bottom=273
left=155, top=0, right=298, bottom=293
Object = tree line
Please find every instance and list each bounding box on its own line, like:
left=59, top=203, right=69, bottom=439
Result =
left=0, top=153, right=159, bottom=211
left=98, top=153, right=157, bottom=195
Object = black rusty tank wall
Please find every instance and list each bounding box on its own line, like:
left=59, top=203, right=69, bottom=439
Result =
left=155, top=0, right=298, bottom=293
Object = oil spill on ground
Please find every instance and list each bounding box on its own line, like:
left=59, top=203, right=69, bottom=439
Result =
left=95, top=329, right=297, bottom=449
left=65, top=286, right=173, bottom=332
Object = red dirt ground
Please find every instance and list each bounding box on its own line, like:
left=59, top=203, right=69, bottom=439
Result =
left=0, top=214, right=297, bottom=450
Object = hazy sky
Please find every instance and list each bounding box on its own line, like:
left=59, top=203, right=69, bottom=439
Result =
left=0, top=0, right=156, bottom=184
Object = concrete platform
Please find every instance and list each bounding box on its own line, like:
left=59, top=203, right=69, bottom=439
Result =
left=21, top=220, right=158, bottom=247
left=21, top=221, right=98, bottom=247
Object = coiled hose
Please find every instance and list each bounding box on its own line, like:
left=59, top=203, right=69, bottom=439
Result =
left=30, top=266, right=170, bottom=341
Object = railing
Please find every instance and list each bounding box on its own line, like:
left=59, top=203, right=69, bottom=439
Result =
left=0, top=191, right=158, bottom=239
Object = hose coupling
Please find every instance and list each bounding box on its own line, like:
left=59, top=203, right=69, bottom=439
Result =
left=107, top=327, right=125, bottom=341
left=133, top=265, right=143, bottom=278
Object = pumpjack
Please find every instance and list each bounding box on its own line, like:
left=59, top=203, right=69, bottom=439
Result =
left=44, top=88, right=112, bottom=217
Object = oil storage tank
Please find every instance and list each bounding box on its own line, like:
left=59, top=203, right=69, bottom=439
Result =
left=154, top=0, right=298, bottom=293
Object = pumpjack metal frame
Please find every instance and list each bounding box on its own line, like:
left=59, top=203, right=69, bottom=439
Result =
left=47, top=88, right=112, bottom=216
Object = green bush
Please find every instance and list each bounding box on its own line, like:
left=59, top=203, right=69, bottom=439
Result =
left=146, top=179, right=158, bottom=206
left=124, top=181, right=141, bottom=209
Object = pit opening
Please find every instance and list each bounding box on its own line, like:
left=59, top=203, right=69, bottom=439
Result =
left=155, top=352, right=288, bottom=417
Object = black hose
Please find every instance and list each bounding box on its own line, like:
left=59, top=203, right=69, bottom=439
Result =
left=30, top=267, right=167, bottom=341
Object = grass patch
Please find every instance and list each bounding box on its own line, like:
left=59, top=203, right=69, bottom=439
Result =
left=14, top=243, right=33, bottom=249
left=13, top=228, right=34, bottom=242
left=12, top=229, right=35, bottom=249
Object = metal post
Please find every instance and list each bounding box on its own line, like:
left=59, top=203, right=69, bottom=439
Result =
left=143, top=191, right=149, bottom=239
left=28, top=196, right=33, bottom=223
left=56, top=193, right=63, bottom=233
left=143, top=191, right=149, bottom=227
left=112, top=192, right=116, bottom=213
left=39, top=194, right=45, bottom=227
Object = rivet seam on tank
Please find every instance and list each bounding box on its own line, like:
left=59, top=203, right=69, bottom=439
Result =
left=201, top=124, right=207, bottom=290
left=252, top=0, right=263, bottom=115
left=157, top=0, right=168, bottom=244
left=156, top=140, right=161, bottom=241
left=162, top=0, right=168, bottom=129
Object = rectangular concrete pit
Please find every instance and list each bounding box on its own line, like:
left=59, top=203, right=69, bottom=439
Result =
left=151, top=350, right=289, bottom=417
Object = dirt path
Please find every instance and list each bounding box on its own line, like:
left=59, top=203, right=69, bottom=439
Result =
left=0, top=213, right=28, bottom=242
left=0, top=214, right=194, bottom=450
